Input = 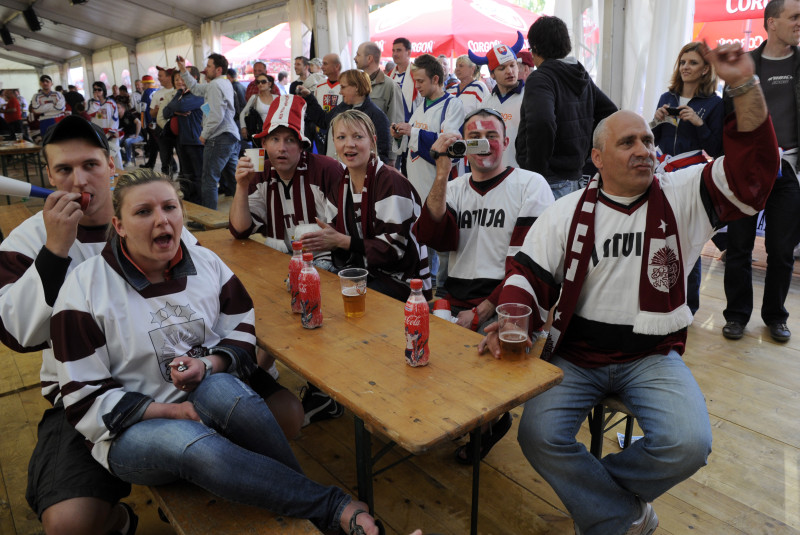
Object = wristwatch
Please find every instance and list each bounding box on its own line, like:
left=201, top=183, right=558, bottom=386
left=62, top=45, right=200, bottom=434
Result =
left=725, top=75, right=760, bottom=98
left=199, top=356, right=213, bottom=379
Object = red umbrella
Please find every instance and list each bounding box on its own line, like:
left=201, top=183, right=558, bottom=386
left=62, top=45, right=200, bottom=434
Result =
left=220, top=35, right=240, bottom=55
left=369, top=0, right=538, bottom=58
left=226, top=23, right=292, bottom=63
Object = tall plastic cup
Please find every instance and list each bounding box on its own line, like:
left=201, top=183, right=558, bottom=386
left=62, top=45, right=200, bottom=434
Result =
left=496, top=303, right=532, bottom=361
left=338, top=268, right=368, bottom=318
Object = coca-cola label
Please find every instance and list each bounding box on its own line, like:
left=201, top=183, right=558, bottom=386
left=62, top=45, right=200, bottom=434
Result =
left=299, top=270, right=322, bottom=329
left=404, top=303, right=429, bottom=367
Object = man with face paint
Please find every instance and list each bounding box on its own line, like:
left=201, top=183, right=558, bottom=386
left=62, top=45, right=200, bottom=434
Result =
left=413, top=107, right=554, bottom=462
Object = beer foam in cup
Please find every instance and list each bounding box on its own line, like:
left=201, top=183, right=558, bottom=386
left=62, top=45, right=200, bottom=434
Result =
left=244, top=148, right=265, bottom=172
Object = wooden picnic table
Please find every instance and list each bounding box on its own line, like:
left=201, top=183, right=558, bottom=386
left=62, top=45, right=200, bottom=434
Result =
left=198, top=228, right=564, bottom=535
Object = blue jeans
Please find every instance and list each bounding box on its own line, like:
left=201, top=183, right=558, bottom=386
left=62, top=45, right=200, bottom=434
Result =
left=107, top=374, right=349, bottom=531
left=724, top=167, right=800, bottom=325
left=122, top=135, right=144, bottom=164
left=549, top=176, right=589, bottom=200
left=517, top=352, right=711, bottom=535
left=201, top=133, right=239, bottom=209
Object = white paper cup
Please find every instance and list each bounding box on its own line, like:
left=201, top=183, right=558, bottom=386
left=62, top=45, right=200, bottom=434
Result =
left=293, top=223, right=320, bottom=243
left=244, top=148, right=265, bottom=172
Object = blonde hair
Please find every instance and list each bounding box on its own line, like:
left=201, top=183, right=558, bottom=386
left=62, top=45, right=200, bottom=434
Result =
left=455, top=55, right=480, bottom=81
left=330, top=109, right=378, bottom=155
left=340, top=69, right=372, bottom=96
left=109, top=168, right=183, bottom=240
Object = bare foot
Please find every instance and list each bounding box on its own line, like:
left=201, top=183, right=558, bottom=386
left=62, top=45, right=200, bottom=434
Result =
left=340, top=500, right=379, bottom=535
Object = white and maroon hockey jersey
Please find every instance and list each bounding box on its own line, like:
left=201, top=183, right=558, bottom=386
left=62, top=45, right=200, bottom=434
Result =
left=52, top=239, right=256, bottom=469
left=414, top=166, right=553, bottom=306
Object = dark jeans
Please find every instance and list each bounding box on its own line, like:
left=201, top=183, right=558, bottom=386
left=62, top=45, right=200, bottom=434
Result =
left=157, top=131, right=179, bottom=175
left=723, top=165, right=800, bottom=325
left=143, top=126, right=159, bottom=168
left=177, top=143, right=204, bottom=204
left=687, top=258, right=701, bottom=315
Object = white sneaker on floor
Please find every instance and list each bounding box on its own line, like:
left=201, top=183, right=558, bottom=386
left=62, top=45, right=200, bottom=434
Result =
left=267, top=362, right=279, bottom=380
left=573, top=500, right=658, bottom=535
left=625, top=500, right=658, bottom=535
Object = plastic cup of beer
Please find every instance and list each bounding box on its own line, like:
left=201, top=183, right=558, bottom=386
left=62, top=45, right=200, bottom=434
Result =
left=496, top=303, right=532, bottom=361
left=14, top=133, right=23, bottom=143
left=244, top=148, right=265, bottom=172
left=338, top=268, right=368, bottom=318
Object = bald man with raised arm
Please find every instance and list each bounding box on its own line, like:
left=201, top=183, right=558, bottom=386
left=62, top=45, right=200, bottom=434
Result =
left=479, top=43, right=777, bottom=535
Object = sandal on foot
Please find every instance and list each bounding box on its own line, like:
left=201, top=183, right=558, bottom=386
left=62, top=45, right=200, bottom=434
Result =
left=348, top=509, right=385, bottom=535
left=454, top=411, right=512, bottom=465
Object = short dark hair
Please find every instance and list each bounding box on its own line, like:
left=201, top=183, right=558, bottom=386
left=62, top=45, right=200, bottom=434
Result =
left=278, top=71, right=288, bottom=82
left=412, top=54, right=444, bottom=86
left=68, top=84, right=76, bottom=91
left=765, top=0, right=786, bottom=31
left=294, top=56, right=310, bottom=66
left=393, top=37, right=411, bottom=51
left=362, top=42, right=381, bottom=63
left=119, top=85, right=128, bottom=93
left=528, top=15, right=571, bottom=60
left=226, top=68, right=237, bottom=78
left=55, top=85, right=64, bottom=92
left=39, top=75, right=52, bottom=83
left=188, top=66, right=201, bottom=81
left=208, top=53, right=229, bottom=74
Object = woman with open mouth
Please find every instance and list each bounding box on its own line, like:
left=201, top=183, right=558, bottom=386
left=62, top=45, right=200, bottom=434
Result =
left=301, top=109, right=431, bottom=302
left=49, top=168, right=384, bottom=535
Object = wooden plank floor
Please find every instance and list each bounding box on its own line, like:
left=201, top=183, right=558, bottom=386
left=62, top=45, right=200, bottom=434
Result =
left=2, top=237, right=799, bottom=534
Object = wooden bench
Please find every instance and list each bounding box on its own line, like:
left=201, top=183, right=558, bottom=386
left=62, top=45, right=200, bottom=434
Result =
left=0, top=203, right=32, bottom=242
left=148, top=482, right=322, bottom=535
left=183, top=201, right=229, bottom=230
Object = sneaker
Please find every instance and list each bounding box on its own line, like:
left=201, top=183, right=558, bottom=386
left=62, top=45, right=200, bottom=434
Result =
left=625, top=500, right=658, bottom=535
left=722, top=321, right=744, bottom=340
left=573, top=500, right=658, bottom=535
left=267, top=361, right=279, bottom=380
left=768, top=322, right=791, bottom=342
left=300, top=386, right=344, bottom=427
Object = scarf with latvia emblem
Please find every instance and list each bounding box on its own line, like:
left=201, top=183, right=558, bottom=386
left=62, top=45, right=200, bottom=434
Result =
left=541, top=174, right=693, bottom=360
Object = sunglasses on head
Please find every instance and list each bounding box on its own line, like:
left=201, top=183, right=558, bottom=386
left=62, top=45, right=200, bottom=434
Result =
left=463, top=107, right=505, bottom=126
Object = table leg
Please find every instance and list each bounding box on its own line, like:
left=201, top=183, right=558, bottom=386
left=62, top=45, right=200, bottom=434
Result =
left=470, top=427, right=482, bottom=535
left=35, top=153, right=45, bottom=187
left=22, top=154, right=31, bottom=184
left=354, top=416, right=374, bottom=514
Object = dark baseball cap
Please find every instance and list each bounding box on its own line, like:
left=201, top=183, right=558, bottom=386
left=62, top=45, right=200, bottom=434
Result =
left=42, top=115, right=110, bottom=152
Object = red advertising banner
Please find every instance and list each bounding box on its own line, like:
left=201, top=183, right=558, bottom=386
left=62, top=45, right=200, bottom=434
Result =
left=694, top=0, right=767, bottom=23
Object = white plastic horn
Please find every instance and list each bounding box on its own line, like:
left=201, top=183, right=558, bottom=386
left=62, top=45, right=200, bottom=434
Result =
left=0, top=175, right=90, bottom=210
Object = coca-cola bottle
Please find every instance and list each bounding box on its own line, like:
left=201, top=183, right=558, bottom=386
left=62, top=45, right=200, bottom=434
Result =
left=288, top=241, right=303, bottom=313
left=404, top=279, right=429, bottom=367
left=298, top=252, right=322, bottom=329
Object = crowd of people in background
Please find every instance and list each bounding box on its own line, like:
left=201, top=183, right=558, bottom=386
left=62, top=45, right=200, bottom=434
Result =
left=1, top=2, right=798, bottom=534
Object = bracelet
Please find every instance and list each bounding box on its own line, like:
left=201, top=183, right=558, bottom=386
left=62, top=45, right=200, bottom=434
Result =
left=725, top=75, right=760, bottom=98
left=471, top=307, right=480, bottom=331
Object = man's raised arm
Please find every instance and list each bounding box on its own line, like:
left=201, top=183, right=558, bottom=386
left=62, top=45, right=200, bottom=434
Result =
left=703, top=42, right=766, bottom=132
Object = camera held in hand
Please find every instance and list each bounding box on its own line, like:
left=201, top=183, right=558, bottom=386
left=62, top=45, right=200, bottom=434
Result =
left=444, top=139, right=491, bottom=158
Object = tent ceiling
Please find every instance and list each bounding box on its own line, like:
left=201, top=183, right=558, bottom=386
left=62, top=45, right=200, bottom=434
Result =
left=0, top=0, right=277, bottom=67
